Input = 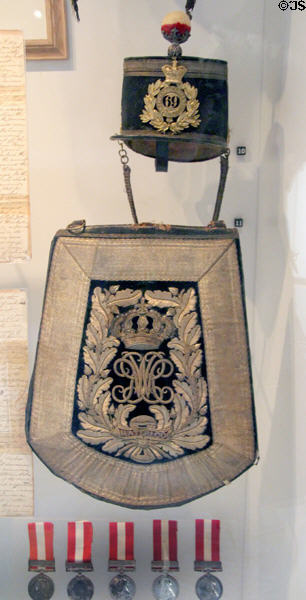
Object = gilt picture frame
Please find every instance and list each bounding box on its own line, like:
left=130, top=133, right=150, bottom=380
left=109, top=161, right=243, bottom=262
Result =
left=0, top=0, right=68, bottom=60
left=26, top=0, right=67, bottom=60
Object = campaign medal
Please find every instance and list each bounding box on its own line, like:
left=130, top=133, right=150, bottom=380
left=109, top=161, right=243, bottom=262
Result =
left=109, top=573, right=136, bottom=600
left=152, top=574, right=179, bottom=600
left=67, top=574, right=94, bottom=600
left=194, top=520, right=223, bottom=600
left=66, top=521, right=94, bottom=600
left=28, top=572, right=54, bottom=600
left=108, top=522, right=136, bottom=600
left=152, top=520, right=179, bottom=600
left=195, top=574, right=223, bottom=600
left=28, top=522, right=55, bottom=600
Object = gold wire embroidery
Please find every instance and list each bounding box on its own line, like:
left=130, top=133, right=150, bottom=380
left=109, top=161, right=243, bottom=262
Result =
left=76, top=285, right=210, bottom=464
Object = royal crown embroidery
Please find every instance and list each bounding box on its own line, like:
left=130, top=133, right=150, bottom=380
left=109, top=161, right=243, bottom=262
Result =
left=75, top=284, right=210, bottom=464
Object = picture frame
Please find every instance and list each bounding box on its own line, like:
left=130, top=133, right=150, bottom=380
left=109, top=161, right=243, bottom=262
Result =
left=25, top=0, right=68, bottom=60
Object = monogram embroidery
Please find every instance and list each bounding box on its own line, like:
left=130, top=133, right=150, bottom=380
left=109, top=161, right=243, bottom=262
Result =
left=76, top=284, right=210, bottom=464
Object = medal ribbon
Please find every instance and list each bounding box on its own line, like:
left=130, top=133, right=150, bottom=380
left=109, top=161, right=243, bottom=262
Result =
left=28, top=522, right=55, bottom=571
left=66, top=521, right=93, bottom=570
left=152, top=520, right=178, bottom=571
left=195, top=519, right=222, bottom=571
left=109, top=522, right=135, bottom=570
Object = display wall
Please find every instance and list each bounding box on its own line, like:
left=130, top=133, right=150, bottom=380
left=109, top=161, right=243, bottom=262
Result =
left=0, top=1, right=303, bottom=598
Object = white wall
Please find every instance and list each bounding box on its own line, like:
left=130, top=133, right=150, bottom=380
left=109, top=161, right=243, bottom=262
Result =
left=244, top=5, right=306, bottom=599
left=1, top=1, right=303, bottom=599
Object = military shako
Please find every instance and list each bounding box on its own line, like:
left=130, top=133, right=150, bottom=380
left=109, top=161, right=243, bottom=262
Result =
left=111, top=9, right=228, bottom=171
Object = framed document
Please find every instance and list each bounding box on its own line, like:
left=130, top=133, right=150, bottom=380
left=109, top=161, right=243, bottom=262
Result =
left=0, top=0, right=68, bottom=60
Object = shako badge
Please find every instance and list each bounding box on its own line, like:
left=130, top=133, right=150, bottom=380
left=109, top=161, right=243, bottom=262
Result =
left=140, top=59, right=201, bottom=135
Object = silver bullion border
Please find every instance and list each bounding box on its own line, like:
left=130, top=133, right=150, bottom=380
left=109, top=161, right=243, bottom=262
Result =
left=29, top=234, right=255, bottom=507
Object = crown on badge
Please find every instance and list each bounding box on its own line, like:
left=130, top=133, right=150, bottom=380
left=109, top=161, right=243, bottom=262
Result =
left=162, top=60, right=187, bottom=84
left=111, top=302, right=175, bottom=350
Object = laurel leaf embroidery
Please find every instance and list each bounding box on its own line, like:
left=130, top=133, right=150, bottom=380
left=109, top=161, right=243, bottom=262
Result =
left=77, top=285, right=209, bottom=463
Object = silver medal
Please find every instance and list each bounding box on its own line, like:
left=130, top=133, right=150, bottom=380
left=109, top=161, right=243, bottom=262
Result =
left=28, top=572, right=54, bottom=600
left=67, top=573, right=94, bottom=600
left=195, top=574, right=223, bottom=600
left=109, top=573, right=136, bottom=600
left=152, top=573, right=179, bottom=600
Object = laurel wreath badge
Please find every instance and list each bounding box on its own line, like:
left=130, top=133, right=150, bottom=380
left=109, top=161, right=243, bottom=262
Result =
left=140, top=60, right=201, bottom=134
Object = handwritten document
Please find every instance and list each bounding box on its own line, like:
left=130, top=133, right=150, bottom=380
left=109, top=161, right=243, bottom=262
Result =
left=0, top=290, right=33, bottom=516
left=0, top=31, right=30, bottom=262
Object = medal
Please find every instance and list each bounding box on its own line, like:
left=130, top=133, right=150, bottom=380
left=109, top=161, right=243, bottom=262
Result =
left=28, top=522, right=55, bottom=600
left=109, top=573, right=136, bottom=600
left=152, top=520, right=179, bottom=600
left=108, top=522, right=136, bottom=600
left=195, top=574, right=223, bottom=600
left=28, top=572, right=54, bottom=600
left=67, top=573, right=94, bottom=600
left=66, top=521, right=94, bottom=600
left=152, top=573, right=179, bottom=600
left=194, top=520, right=223, bottom=600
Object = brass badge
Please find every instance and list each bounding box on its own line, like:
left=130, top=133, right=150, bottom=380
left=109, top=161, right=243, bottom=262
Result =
left=140, top=59, right=201, bottom=134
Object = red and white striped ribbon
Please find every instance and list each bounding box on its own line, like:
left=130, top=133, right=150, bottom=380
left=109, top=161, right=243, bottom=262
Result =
left=195, top=519, right=221, bottom=569
left=28, top=522, right=55, bottom=571
left=67, top=521, right=93, bottom=566
left=152, top=520, right=178, bottom=570
left=109, top=522, right=134, bottom=562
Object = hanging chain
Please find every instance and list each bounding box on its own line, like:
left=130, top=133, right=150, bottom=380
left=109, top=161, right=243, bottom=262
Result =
left=185, top=0, right=197, bottom=19
left=118, top=142, right=139, bottom=225
left=212, top=148, right=230, bottom=223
